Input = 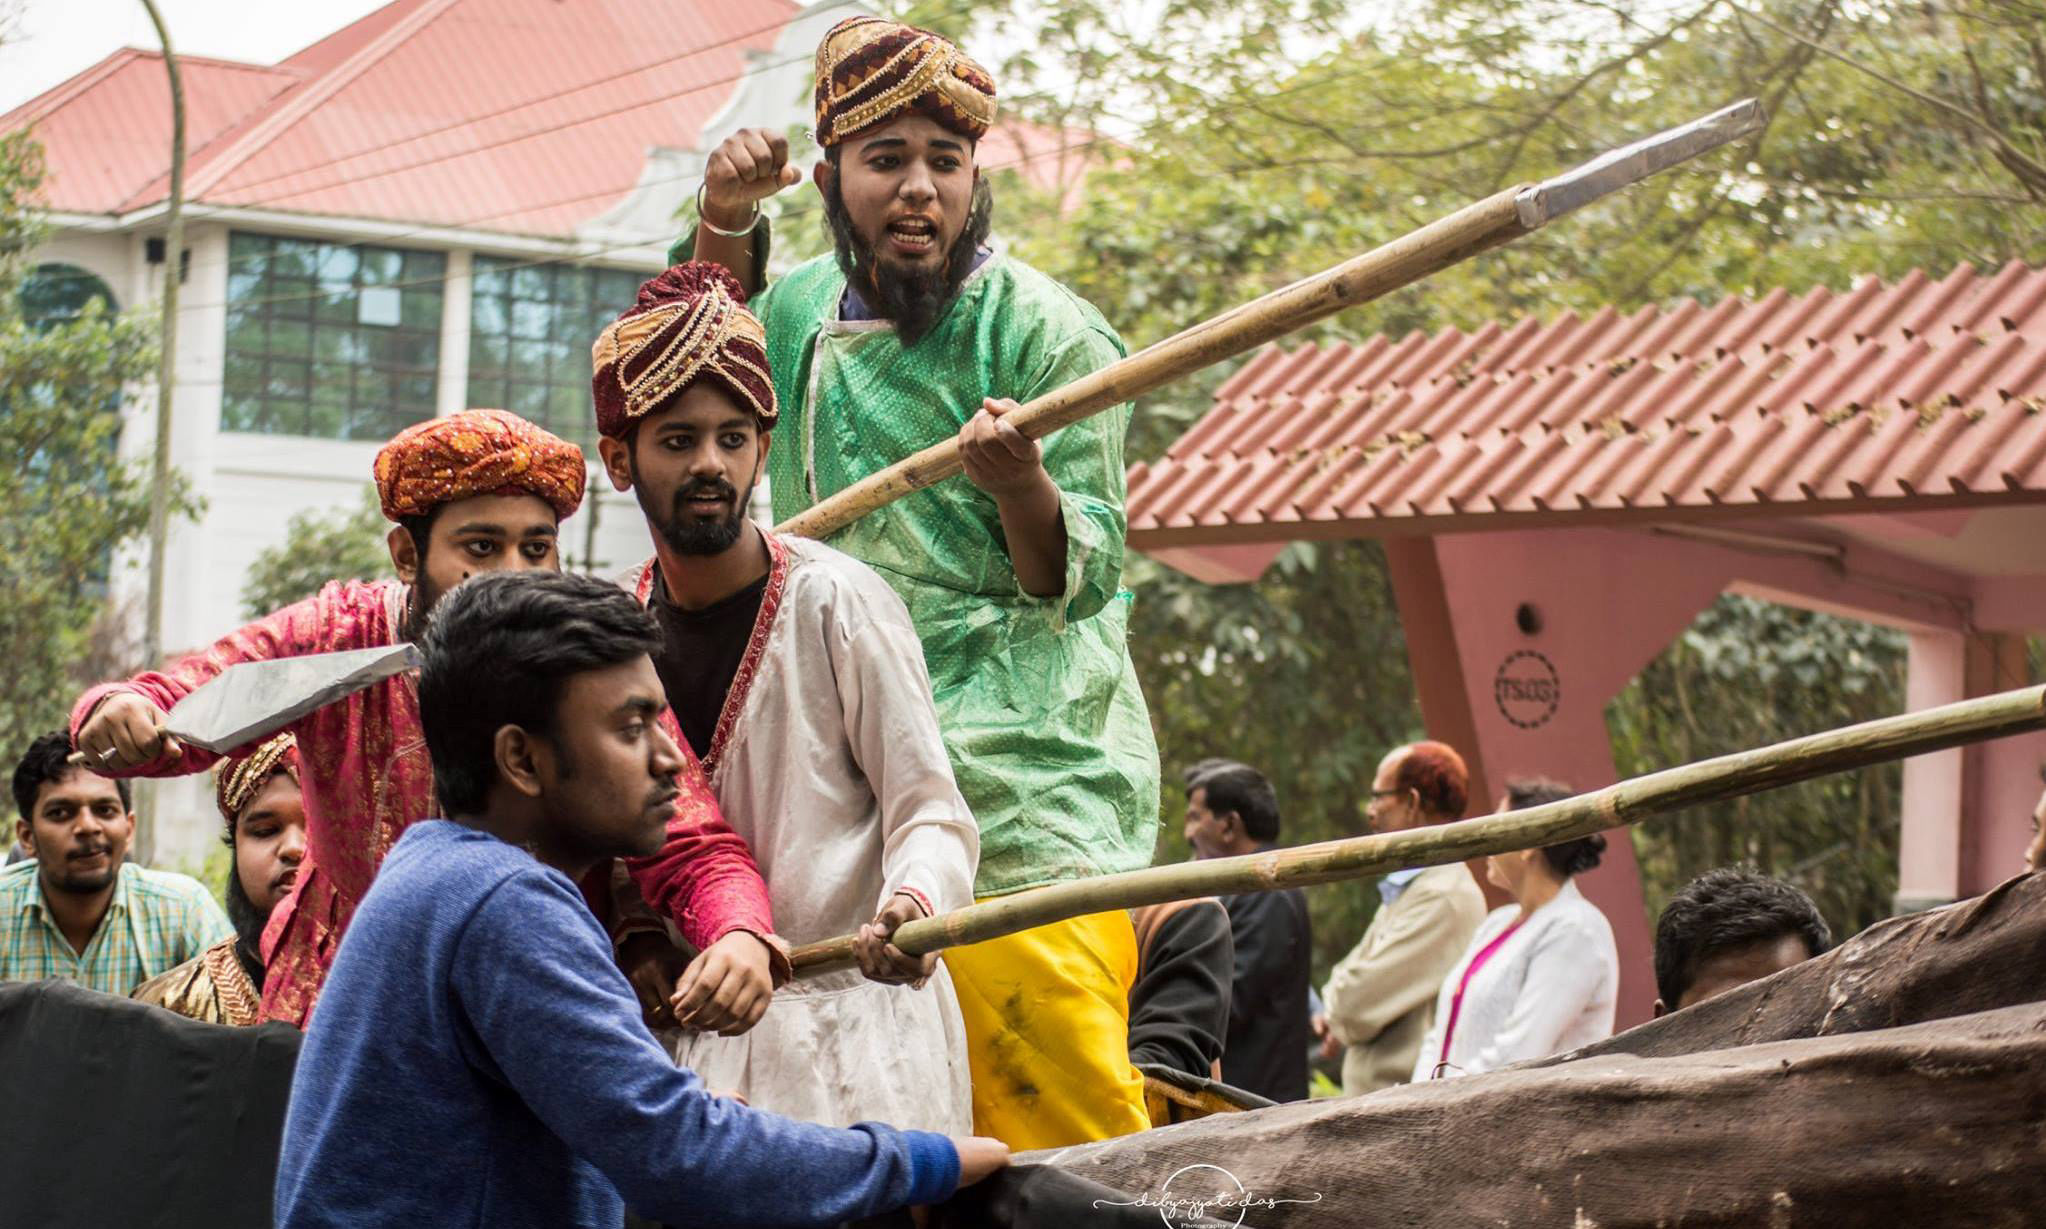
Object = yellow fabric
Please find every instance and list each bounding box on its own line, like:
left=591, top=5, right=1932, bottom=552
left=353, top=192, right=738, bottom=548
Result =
left=943, top=908, right=1149, bottom=1150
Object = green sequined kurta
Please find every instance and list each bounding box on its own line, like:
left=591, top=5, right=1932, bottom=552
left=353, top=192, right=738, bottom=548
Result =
left=743, top=250, right=1160, bottom=896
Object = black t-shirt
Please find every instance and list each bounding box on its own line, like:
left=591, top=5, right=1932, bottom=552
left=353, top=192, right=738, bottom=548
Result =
left=647, top=567, right=769, bottom=758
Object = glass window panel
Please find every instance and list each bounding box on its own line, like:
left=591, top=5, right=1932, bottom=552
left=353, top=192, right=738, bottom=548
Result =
left=354, top=366, right=393, bottom=408
left=400, top=286, right=441, bottom=328
left=272, top=240, right=318, bottom=280
left=267, top=318, right=311, bottom=359
left=315, top=289, right=355, bottom=323
left=511, top=300, right=550, bottom=340
left=510, top=337, right=553, bottom=382
left=312, top=362, right=352, bottom=406
left=509, top=380, right=549, bottom=417
left=549, top=382, right=591, bottom=432
left=472, top=259, right=507, bottom=299
left=220, top=392, right=261, bottom=433
left=359, top=249, right=401, bottom=285
left=511, top=265, right=550, bottom=301
left=268, top=279, right=314, bottom=319
left=317, top=247, right=359, bottom=283
left=265, top=361, right=310, bottom=401
left=470, top=293, right=508, bottom=337
left=468, top=334, right=507, bottom=379
left=300, top=399, right=342, bottom=439
left=402, top=250, right=446, bottom=281
left=398, top=375, right=436, bottom=413
left=226, top=266, right=264, bottom=305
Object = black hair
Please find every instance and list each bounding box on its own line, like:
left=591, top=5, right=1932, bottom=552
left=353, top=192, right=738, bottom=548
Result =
left=416, top=571, right=662, bottom=817
left=398, top=506, right=442, bottom=558
left=1190, top=762, right=1281, bottom=843
left=819, top=144, right=995, bottom=346
left=1181, top=757, right=1245, bottom=788
left=1654, top=865, right=1832, bottom=1007
left=1502, top=777, right=1604, bottom=877
left=12, top=731, right=131, bottom=822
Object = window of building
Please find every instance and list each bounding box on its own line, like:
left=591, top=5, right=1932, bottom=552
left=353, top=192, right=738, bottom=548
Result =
left=19, top=262, right=119, bottom=330
left=466, top=256, right=648, bottom=449
left=223, top=232, right=445, bottom=440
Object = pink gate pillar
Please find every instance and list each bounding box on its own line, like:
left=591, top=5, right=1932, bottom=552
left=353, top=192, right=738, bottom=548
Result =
left=1897, top=628, right=2046, bottom=911
left=1386, top=529, right=1746, bottom=1029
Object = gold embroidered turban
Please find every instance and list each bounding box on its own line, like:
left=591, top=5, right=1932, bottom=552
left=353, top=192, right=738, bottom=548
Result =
left=214, top=732, right=299, bottom=832
left=813, top=16, right=997, bottom=148
left=590, top=261, right=777, bottom=438
left=372, top=409, right=586, bottom=522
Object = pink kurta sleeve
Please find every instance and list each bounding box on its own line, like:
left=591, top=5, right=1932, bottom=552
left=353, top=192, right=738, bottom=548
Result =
left=625, top=709, right=788, bottom=983
left=69, top=583, right=362, bottom=777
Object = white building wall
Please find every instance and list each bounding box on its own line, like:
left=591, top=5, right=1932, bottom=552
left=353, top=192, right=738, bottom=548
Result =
left=42, top=29, right=828, bottom=871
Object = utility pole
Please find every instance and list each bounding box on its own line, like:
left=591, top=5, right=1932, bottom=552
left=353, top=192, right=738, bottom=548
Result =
left=138, top=0, right=183, bottom=861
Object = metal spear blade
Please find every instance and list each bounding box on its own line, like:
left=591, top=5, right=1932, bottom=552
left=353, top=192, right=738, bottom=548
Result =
left=164, top=643, right=421, bottom=754
left=1515, top=98, right=1765, bottom=229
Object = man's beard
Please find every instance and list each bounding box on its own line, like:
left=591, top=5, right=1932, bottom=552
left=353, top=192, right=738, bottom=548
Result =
left=404, top=572, right=448, bottom=642
left=44, top=849, right=119, bottom=895
left=634, top=460, right=755, bottom=557
left=824, top=172, right=994, bottom=346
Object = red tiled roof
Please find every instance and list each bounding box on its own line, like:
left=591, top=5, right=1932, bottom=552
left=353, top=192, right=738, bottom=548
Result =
left=4, top=0, right=795, bottom=238
left=1127, top=261, right=2046, bottom=543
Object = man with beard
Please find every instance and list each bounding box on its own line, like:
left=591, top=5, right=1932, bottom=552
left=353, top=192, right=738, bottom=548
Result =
left=680, top=15, right=1159, bottom=1148
left=2, top=731, right=229, bottom=994
left=134, top=732, right=306, bottom=1026
left=592, top=262, right=979, bottom=1131
left=70, top=410, right=780, bottom=1027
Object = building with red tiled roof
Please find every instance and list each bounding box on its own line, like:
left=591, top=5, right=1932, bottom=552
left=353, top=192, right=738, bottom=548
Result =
left=1133, top=261, right=2046, bottom=1028
left=7, top=0, right=1085, bottom=865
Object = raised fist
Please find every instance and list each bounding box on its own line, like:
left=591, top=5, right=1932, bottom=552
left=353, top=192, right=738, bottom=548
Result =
left=701, top=127, right=802, bottom=229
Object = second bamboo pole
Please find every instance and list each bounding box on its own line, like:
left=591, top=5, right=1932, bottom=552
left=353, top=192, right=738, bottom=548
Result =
left=791, top=684, right=2046, bottom=976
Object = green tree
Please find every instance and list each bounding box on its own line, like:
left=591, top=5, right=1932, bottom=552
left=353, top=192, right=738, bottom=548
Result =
left=239, top=489, right=393, bottom=619
left=1611, top=596, right=1911, bottom=936
left=0, top=129, right=182, bottom=761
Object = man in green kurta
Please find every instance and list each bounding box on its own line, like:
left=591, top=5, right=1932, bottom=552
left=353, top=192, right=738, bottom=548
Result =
left=677, top=15, right=1159, bottom=1148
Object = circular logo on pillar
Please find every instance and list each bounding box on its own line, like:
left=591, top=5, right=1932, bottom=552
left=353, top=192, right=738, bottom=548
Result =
left=1495, top=649, right=1561, bottom=729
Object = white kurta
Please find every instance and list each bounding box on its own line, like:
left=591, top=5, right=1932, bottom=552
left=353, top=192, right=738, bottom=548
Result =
left=636, top=534, right=980, bottom=1133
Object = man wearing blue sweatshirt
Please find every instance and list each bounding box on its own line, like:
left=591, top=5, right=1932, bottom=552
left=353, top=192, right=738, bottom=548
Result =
left=275, top=570, right=1007, bottom=1227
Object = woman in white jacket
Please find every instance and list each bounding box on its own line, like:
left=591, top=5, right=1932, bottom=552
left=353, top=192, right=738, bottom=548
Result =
left=1413, top=778, right=1618, bottom=1081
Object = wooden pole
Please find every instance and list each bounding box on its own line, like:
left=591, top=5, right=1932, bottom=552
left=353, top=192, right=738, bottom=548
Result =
left=777, top=191, right=1527, bottom=541
left=775, top=100, right=1763, bottom=542
left=138, top=0, right=183, bottom=865
left=790, top=683, right=2046, bottom=976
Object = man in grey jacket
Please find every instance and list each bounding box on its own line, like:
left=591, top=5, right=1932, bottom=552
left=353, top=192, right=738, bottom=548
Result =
left=1316, top=741, right=1487, bottom=1095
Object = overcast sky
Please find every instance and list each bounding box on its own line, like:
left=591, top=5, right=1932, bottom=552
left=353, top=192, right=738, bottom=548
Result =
left=0, top=0, right=391, bottom=113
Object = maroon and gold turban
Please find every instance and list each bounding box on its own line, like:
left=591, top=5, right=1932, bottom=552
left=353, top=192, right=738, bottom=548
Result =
left=214, top=733, right=299, bottom=834
left=590, top=262, right=777, bottom=439
left=372, top=409, right=585, bottom=522
left=813, top=16, right=997, bottom=148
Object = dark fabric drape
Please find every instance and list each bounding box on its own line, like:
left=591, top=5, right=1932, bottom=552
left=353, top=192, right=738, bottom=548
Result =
left=0, top=979, right=300, bottom=1229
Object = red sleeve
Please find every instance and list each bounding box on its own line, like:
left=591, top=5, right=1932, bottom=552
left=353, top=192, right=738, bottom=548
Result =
left=625, top=710, right=788, bottom=982
left=68, top=584, right=354, bottom=778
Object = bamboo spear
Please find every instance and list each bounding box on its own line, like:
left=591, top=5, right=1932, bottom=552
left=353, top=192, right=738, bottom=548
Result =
left=790, top=683, right=2046, bottom=977
left=775, top=99, right=1765, bottom=542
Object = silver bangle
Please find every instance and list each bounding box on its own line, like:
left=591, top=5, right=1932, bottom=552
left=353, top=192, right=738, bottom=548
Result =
left=696, top=184, right=761, bottom=237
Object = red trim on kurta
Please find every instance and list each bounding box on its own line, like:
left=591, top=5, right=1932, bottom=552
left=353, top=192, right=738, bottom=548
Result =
left=633, top=530, right=790, bottom=779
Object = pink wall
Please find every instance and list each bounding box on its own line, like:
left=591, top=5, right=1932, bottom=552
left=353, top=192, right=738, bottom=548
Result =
left=1391, top=529, right=1736, bottom=1028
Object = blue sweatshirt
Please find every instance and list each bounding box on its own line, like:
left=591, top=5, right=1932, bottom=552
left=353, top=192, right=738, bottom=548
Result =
left=275, top=821, right=959, bottom=1228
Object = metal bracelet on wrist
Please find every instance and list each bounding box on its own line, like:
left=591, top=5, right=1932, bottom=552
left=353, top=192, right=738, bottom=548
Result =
left=696, top=183, right=761, bottom=237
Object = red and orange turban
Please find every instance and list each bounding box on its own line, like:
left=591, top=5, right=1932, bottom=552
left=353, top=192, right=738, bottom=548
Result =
left=214, top=732, right=299, bottom=833
left=813, top=16, right=997, bottom=148
left=372, top=409, right=585, bottom=522
left=590, top=262, right=777, bottom=439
